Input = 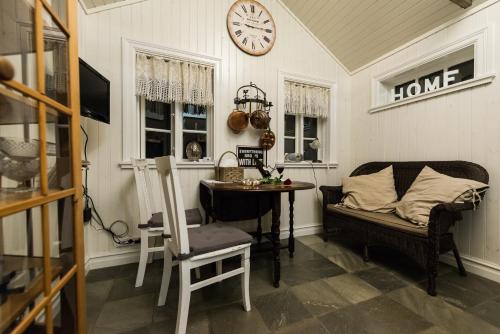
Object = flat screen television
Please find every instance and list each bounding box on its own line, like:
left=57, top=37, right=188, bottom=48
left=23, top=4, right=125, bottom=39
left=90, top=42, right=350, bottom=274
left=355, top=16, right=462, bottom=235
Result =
left=79, top=58, right=110, bottom=124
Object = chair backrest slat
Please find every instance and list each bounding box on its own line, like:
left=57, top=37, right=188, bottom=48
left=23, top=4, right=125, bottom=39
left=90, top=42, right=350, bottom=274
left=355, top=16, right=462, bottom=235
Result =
left=155, top=156, right=190, bottom=256
left=132, top=158, right=154, bottom=225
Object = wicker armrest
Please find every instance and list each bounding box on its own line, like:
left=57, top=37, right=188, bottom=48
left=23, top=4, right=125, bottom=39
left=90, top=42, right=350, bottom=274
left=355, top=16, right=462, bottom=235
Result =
left=319, top=185, right=343, bottom=206
left=428, top=202, right=476, bottom=235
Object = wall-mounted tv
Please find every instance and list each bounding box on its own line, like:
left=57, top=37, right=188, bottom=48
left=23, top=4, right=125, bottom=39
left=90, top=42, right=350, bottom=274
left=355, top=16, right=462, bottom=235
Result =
left=79, top=58, right=110, bottom=124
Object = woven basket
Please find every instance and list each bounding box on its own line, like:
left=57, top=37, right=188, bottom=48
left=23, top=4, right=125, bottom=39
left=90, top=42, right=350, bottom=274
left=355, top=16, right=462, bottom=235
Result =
left=215, top=151, right=244, bottom=182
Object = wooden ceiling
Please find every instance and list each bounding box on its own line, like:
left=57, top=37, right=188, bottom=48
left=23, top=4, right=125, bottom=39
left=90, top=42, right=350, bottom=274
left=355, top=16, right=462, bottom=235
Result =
left=80, top=0, right=484, bottom=72
left=281, top=0, right=485, bottom=72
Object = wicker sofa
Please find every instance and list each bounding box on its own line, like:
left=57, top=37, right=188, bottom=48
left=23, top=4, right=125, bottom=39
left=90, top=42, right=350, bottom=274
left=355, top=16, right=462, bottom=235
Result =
left=320, top=161, right=489, bottom=296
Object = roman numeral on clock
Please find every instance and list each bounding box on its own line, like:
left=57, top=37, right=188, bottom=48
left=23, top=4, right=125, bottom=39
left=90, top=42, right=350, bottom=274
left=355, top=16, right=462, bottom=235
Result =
left=263, top=19, right=270, bottom=24
left=258, top=10, right=262, bottom=17
left=233, top=21, right=240, bottom=26
left=242, top=37, right=248, bottom=45
left=241, top=5, right=247, bottom=13
left=263, top=36, right=270, bottom=43
left=251, top=4, right=255, bottom=13
left=265, top=29, right=272, bottom=33
left=252, top=41, right=255, bottom=50
left=235, top=30, right=242, bottom=37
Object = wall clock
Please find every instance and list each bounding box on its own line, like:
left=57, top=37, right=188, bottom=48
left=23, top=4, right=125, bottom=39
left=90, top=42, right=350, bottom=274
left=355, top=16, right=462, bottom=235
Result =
left=227, top=0, right=276, bottom=56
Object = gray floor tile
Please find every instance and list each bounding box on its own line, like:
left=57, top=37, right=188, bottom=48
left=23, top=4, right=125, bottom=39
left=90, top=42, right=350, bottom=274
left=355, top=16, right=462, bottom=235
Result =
left=307, top=241, right=352, bottom=258
left=208, top=303, right=270, bottom=334
left=318, top=307, right=369, bottom=334
left=353, top=295, right=433, bottom=333
left=320, top=295, right=432, bottom=334
left=324, top=273, right=381, bottom=304
left=291, top=279, right=350, bottom=316
left=355, top=267, right=408, bottom=293
left=469, top=297, right=500, bottom=328
left=296, top=235, right=324, bottom=246
left=328, top=252, right=375, bottom=273
left=254, top=290, right=312, bottom=331
left=149, top=312, right=210, bottom=334
left=273, top=318, right=330, bottom=334
left=95, top=294, right=156, bottom=332
left=280, top=258, right=345, bottom=286
left=107, top=270, right=162, bottom=302
left=87, top=279, right=114, bottom=332
left=425, top=271, right=500, bottom=309
left=388, top=285, right=500, bottom=334
left=417, top=326, right=452, bottom=334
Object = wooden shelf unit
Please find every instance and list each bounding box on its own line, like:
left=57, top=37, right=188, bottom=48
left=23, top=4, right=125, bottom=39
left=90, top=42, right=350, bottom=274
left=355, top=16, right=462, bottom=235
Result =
left=0, top=0, right=86, bottom=333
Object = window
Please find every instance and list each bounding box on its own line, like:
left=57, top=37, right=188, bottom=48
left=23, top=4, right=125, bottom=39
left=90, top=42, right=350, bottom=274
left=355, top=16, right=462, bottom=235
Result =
left=284, top=115, right=322, bottom=162
left=393, top=57, right=474, bottom=102
left=279, top=74, right=335, bottom=165
left=121, top=39, right=220, bottom=165
left=371, top=25, right=495, bottom=113
left=140, top=99, right=211, bottom=160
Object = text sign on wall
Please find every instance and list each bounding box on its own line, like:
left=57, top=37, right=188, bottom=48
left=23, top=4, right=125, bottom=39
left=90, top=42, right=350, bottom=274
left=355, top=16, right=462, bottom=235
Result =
left=237, top=146, right=264, bottom=168
left=392, top=69, right=459, bottom=101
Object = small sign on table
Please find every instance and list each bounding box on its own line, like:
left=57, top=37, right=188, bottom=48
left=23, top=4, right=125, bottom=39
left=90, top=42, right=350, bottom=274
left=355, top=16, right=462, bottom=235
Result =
left=237, top=146, right=264, bottom=168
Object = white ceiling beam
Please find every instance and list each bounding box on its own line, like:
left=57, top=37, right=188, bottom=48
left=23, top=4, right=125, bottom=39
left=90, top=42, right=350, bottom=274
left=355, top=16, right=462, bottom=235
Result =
left=449, top=0, right=473, bottom=8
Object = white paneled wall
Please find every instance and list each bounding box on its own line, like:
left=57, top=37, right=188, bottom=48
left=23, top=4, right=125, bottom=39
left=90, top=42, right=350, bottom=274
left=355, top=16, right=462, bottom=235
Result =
left=77, top=0, right=352, bottom=263
left=351, top=2, right=500, bottom=274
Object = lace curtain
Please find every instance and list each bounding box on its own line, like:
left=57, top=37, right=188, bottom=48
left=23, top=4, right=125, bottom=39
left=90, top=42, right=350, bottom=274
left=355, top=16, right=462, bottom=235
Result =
left=284, top=81, right=330, bottom=118
left=135, top=53, right=214, bottom=106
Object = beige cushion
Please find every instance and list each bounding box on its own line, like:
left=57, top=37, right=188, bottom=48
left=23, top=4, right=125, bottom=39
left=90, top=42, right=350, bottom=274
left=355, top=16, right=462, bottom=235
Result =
left=396, top=166, right=488, bottom=227
left=327, top=205, right=427, bottom=236
left=340, top=165, right=398, bottom=213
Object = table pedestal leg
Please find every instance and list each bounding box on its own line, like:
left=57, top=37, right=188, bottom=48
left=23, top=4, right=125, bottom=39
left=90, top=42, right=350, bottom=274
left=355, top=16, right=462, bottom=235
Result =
left=271, top=192, right=281, bottom=288
left=257, top=198, right=262, bottom=244
left=288, top=191, right=295, bottom=258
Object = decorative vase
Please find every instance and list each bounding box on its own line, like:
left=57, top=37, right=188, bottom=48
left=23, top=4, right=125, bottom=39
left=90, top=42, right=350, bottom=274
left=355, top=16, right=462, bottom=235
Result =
left=186, top=141, right=202, bottom=161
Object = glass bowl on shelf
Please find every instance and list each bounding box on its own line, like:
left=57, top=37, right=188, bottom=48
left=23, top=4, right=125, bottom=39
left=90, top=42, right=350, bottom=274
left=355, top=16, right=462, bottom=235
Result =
left=0, top=137, right=39, bottom=161
left=0, top=159, right=39, bottom=193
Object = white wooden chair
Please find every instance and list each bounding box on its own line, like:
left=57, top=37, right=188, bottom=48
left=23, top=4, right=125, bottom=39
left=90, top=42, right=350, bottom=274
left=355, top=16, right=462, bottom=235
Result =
left=155, top=156, right=252, bottom=334
left=132, top=158, right=202, bottom=287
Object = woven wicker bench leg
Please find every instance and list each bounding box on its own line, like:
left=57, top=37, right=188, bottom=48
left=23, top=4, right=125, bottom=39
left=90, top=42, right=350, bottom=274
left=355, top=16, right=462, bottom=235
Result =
left=453, top=243, right=467, bottom=277
left=363, top=245, right=370, bottom=262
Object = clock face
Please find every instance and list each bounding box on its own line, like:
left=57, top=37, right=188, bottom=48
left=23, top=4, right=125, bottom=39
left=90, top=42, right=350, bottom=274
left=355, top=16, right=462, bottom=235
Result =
left=227, top=0, right=276, bottom=56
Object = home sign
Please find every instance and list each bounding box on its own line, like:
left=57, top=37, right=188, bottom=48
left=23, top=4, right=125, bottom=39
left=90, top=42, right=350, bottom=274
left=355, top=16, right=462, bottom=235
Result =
left=392, top=69, right=459, bottom=101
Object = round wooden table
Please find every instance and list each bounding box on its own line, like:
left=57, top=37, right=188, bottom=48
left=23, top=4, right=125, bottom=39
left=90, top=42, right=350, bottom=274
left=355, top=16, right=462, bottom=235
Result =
left=200, top=181, right=315, bottom=287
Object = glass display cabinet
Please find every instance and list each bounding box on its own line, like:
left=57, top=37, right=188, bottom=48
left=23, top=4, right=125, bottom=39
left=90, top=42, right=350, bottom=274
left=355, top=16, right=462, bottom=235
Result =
left=0, top=0, right=86, bottom=333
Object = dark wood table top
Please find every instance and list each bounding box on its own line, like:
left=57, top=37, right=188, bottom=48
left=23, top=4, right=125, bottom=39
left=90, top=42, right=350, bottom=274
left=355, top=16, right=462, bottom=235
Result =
left=200, top=180, right=315, bottom=192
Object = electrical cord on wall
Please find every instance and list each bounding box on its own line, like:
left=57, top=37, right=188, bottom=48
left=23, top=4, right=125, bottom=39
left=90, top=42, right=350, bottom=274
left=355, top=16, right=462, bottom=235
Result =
left=81, top=125, right=135, bottom=246
left=308, top=161, right=322, bottom=210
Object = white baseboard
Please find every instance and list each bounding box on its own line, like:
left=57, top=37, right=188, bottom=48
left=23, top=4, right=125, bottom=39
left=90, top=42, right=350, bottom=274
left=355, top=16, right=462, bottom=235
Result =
left=441, top=253, right=500, bottom=283
left=85, top=223, right=323, bottom=273
left=86, top=249, right=140, bottom=272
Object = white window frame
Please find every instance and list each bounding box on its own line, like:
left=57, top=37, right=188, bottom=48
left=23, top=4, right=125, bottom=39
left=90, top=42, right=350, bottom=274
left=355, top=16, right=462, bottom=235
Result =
left=121, top=38, right=221, bottom=169
left=370, top=25, right=495, bottom=113
left=284, top=115, right=323, bottom=162
left=277, top=71, right=337, bottom=168
left=138, top=99, right=213, bottom=161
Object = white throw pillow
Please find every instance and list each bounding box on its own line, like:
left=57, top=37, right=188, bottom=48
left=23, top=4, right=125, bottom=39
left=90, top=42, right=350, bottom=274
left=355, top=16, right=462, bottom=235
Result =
left=340, top=165, right=398, bottom=213
left=396, top=166, right=488, bottom=226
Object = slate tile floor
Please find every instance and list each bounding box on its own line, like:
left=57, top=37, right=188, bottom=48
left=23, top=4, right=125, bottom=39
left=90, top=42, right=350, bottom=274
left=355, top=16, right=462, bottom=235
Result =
left=86, top=235, right=500, bottom=334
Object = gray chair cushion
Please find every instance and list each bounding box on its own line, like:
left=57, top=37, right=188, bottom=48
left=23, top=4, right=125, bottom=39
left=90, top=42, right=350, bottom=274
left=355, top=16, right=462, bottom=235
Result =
left=187, top=223, right=252, bottom=257
left=139, top=208, right=202, bottom=229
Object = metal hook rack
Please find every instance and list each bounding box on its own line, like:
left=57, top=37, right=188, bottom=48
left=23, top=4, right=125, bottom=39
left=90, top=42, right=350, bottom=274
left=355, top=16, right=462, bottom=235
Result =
left=234, top=82, right=273, bottom=113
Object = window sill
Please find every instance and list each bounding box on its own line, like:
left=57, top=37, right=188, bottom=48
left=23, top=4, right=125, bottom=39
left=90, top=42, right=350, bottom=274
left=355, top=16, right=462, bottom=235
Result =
left=119, top=160, right=215, bottom=170
left=283, top=162, right=338, bottom=169
left=369, top=74, right=495, bottom=114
